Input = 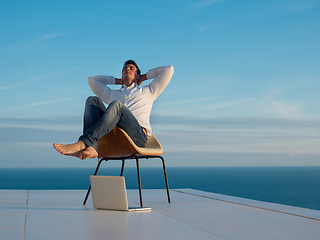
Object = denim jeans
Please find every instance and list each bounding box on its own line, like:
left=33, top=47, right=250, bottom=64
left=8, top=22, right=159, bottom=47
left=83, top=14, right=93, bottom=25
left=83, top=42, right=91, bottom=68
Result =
left=78, top=96, right=147, bottom=151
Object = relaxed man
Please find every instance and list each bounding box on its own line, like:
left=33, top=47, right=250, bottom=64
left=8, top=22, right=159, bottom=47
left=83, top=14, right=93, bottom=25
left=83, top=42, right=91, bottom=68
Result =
left=53, top=60, right=174, bottom=160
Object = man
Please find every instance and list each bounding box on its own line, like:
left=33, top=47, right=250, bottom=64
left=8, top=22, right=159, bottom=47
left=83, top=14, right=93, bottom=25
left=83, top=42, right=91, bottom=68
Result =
left=53, top=60, right=174, bottom=160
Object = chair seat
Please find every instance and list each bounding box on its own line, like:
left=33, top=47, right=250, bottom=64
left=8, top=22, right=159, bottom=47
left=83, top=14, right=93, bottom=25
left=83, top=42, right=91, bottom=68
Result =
left=98, top=127, right=163, bottom=158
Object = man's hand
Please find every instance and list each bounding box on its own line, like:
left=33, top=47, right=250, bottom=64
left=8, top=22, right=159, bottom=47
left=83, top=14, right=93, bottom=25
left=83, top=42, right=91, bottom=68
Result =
left=137, top=74, right=147, bottom=86
left=115, top=78, right=123, bottom=85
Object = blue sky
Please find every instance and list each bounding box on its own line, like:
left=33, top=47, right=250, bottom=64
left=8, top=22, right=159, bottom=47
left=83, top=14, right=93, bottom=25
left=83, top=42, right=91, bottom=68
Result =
left=0, top=0, right=319, bottom=168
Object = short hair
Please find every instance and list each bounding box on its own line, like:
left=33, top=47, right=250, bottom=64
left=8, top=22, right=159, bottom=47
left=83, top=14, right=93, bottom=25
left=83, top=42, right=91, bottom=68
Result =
left=123, top=60, right=141, bottom=76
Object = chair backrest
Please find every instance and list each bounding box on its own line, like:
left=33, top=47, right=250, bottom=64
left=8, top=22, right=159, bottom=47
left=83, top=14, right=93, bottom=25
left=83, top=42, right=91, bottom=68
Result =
left=97, top=126, right=163, bottom=158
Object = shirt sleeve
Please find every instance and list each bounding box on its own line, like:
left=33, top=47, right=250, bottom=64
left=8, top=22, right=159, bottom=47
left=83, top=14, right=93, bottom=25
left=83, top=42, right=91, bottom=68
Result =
left=88, top=75, right=117, bottom=104
left=146, top=65, right=174, bottom=100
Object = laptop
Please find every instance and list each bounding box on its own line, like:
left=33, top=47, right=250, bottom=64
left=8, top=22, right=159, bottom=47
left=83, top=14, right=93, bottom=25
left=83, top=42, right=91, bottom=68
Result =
left=90, top=175, right=151, bottom=212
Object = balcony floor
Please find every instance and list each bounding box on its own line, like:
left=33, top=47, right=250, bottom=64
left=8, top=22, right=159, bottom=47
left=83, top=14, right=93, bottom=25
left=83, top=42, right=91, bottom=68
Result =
left=1, top=189, right=320, bottom=240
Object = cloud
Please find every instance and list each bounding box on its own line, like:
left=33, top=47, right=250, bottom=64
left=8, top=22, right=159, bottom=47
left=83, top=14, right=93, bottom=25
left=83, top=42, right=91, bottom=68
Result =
left=164, top=151, right=320, bottom=167
left=1, top=115, right=319, bottom=168
left=26, top=98, right=73, bottom=107
left=153, top=114, right=320, bottom=155
left=151, top=114, right=320, bottom=130
left=258, top=93, right=305, bottom=118
left=0, top=116, right=79, bottom=125
left=190, top=0, right=226, bottom=9
left=3, top=114, right=319, bottom=133
left=0, top=115, right=82, bottom=131
left=25, top=31, right=69, bottom=46
left=280, top=0, right=317, bottom=13
left=199, top=95, right=306, bottom=118
left=0, top=83, right=24, bottom=90
left=155, top=122, right=320, bottom=155
left=35, top=32, right=67, bottom=42
left=0, top=31, right=69, bottom=52
left=201, top=99, right=247, bottom=111
left=22, top=67, right=81, bottom=86
left=184, top=0, right=226, bottom=15
left=159, top=97, right=216, bottom=107
left=0, top=126, right=79, bottom=143
left=269, top=101, right=301, bottom=117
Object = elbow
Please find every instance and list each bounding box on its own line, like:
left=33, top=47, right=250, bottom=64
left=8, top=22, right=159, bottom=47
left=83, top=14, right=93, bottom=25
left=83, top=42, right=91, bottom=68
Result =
left=88, top=77, right=96, bottom=89
left=168, top=65, right=174, bottom=74
left=167, top=65, right=174, bottom=77
left=162, top=65, right=174, bottom=76
left=88, top=76, right=93, bottom=85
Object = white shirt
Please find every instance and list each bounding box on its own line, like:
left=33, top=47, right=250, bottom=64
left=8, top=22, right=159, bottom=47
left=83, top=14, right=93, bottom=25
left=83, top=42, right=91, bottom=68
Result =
left=88, top=65, right=174, bottom=137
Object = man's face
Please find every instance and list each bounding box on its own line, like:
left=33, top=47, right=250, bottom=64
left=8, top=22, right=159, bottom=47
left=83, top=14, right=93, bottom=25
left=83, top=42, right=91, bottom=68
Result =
left=122, top=64, right=138, bottom=82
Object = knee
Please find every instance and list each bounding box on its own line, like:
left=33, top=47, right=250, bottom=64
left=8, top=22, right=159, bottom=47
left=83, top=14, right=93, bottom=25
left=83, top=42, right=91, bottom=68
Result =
left=108, top=100, right=123, bottom=111
left=86, top=96, right=101, bottom=105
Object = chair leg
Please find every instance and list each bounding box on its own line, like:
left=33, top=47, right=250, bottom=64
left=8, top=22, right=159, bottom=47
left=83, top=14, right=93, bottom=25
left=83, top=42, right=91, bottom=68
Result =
left=120, top=159, right=125, bottom=176
left=135, top=157, right=143, bottom=207
left=83, top=159, right=105, bottom=205
left=159, top=156, right=171, bottom=203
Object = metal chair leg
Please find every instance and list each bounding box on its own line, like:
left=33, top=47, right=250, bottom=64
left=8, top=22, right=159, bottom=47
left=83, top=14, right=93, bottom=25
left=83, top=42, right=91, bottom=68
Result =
left=135, top=157, right=143, bottom=207
left=120, top=159, right=125, bottom=176
left=159, top=156, right=171, bottom=203
left=83, top=159, right=105, bottom=205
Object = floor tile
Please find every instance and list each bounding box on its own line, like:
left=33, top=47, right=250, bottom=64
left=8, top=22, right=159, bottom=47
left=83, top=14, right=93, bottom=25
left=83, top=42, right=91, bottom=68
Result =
left=0, top=208, right=25, bottom=240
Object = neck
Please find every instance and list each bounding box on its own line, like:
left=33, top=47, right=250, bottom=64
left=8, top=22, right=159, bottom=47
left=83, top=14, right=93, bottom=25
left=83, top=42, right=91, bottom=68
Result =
left=123, top=80, right=134, bottom=87
left=124, top=82, right=134, bottom=87
left=122, top=76, right=135, bottom=87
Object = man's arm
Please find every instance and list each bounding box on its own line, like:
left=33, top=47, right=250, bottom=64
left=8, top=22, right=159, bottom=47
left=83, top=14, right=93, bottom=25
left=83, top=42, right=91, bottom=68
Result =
left=146, top=65, right=174, bottom=100
left=88, top=75, right=121, bottom=104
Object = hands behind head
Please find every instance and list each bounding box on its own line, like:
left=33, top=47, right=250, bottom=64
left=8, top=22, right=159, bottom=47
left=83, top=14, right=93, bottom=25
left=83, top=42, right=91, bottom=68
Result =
left=117, top=74, right=147, bottom=86
left=136, top=74, right=147, bottom=86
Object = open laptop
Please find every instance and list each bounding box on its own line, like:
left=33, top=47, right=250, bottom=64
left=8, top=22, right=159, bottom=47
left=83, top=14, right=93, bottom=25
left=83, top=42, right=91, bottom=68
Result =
left=90, top=175, right=151, bottom=212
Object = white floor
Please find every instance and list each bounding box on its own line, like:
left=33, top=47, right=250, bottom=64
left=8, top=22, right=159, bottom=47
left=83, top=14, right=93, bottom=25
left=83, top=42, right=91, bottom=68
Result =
left=1, top=189, right=320, bottom=240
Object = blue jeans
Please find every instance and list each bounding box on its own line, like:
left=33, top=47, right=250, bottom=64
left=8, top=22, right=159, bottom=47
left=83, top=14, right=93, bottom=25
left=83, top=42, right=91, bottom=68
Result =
left=79, top=96, right=147, bottom=151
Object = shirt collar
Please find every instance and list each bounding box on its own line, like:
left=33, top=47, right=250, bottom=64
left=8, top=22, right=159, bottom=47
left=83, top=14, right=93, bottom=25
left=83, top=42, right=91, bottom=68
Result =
left=121, top=83, right=138, bottom=90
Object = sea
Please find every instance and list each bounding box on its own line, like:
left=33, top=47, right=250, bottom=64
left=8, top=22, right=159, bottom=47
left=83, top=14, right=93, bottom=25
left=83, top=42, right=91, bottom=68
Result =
left=1, top=166, right=320, bottom=211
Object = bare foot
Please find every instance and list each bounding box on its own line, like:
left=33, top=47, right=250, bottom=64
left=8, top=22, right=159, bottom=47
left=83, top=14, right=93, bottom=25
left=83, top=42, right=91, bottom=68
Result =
left=53, top=141, right=86, bottom=158
left=79, top=146, right=98, bottom=160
